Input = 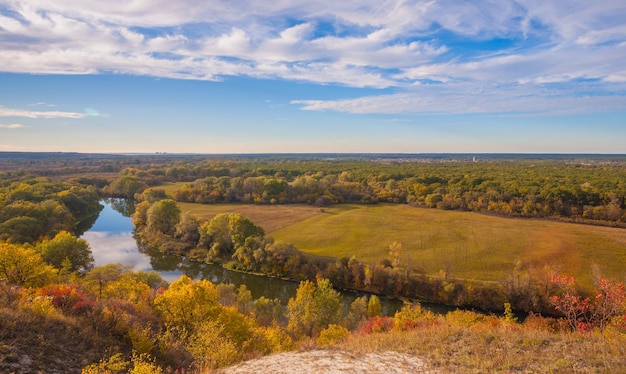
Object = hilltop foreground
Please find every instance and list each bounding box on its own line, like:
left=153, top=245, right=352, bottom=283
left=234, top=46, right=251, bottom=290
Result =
left=220, top=350, right=434, bottom=374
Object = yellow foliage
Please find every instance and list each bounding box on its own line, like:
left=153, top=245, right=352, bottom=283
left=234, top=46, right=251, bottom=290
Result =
left=153, top=276, right=221, bottom=332
left=317, top=324, right=350, bottom=346
left=129, top=353, right=163, bottom=374
left=20, top=295, right=56, bottom=318
left=128, top=323, right=155, bottom=355
left=445, top=310, right=487, bottom=327
left=104, top=276, right=151, bottom=303
left=186, top=320, right=241, bottom=370
left=0, top=242, right=56, bottom=287
left=246, top=326, right=294, bottom=354
left=82, top=353, right=128, bottom=374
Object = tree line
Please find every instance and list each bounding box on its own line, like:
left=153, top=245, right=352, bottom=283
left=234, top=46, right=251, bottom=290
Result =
left=100, top=156, right=626, bottom=226
left=0, top=179, right=102, bottom=244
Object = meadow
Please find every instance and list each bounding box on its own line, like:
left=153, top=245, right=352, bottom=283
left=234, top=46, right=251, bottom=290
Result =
left=173, top=201, right=626, bottom=288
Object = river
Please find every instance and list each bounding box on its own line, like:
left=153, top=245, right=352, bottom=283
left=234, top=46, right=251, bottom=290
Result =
left=81, top=199, right=433, bottom=315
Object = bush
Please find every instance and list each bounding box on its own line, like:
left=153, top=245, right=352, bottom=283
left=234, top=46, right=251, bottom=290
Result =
left=393, top=303, right=438, bottom=331
left=317, top=324, right=350, bottom=346
left=358, top=316, right=394, bottom=334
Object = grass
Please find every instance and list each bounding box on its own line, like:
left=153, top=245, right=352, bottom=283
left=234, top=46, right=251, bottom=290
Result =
left=337, top=319, right=626, bottom=373
left=177, top=202, right=626, bottom=287
left=158, top=182, right=189, bottom=197
left=177, top=202, right=324, bottom=233
left=219, top=310, right=626, bottom=373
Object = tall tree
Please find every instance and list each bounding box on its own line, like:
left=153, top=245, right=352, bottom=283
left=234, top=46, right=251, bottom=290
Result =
left=36, top=231, right=94, bottom=273
left=146, top=199, right=181, bottom=235
left=287, top=278, right=342, bottom=337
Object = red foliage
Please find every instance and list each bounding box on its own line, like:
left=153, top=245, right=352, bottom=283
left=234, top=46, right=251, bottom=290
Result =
left=549, top=276, right=626, bottom=332
left=39, top=284, right=94, bottom=315
left=358, top=316, right=394, bottom=334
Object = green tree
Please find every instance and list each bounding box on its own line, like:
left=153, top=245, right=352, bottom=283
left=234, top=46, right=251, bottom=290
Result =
left=36, top=231, right=94, bottom=273
left=175, top=213, right=201, bottom=245
left=146, top=199, right=181, bottom=235
left=253, top=296, right=285, bottom=327
left=199, top=213, right=264, bottom=260
left=367, top=294, right=382, bottom=317
left=0, top=216, right=41, bottom=243
left=344, top=296, right=368, bottom=330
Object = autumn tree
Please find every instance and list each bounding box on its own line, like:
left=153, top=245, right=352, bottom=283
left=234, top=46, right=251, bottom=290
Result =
left=344, top=296, right=368, bottom=330
left=84, top=263, right=135, bottom=300
left=367, top=294, right=383, bottom=317
left=0, top=242, right=55, bottom=286
left=153, top=276, right=222, bottom=333
left=550, top=275, right=626, bottom=331
left=146, top=199, right=181, bottom=235
left=199, top=213, right=264, bottom=260
left=287, top=278, right=342, bottom=337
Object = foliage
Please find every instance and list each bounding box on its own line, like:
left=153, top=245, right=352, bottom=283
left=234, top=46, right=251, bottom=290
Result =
left=198, top=212, right=265, bottom=260
left=152, top=156, right=626, bottom=227
left=344, top=296, right=368, bottom=330
left=153, top=276, right=221, bottom=333
left=146, top=199, right=180, bottom=235
left=0, top=179, right=101, bottom=244
left=0, top=242, right=56, bottom=286
left=393, top=303, right=437, bottom=331
left=253, top=296, right=285, bottom=326
left=36, top=231, right=94, bottom=273
left=39, top=284, right=95, bottom=315
left=186, top=320, right=241, bottom=370
left=549, top=275, right=626, bottom=332
left=358, top=316, right=394, bottom=334
left=82, top=353, right=129, bottom=374
left=367, top=294, right=382, bottom=317
left=317, top=324, right=350, bottom=346
left=287, top=278, right=342, bottom=338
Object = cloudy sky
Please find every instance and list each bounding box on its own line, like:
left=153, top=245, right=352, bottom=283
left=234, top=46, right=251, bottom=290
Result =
left=0, top=1, right=625, bottom=153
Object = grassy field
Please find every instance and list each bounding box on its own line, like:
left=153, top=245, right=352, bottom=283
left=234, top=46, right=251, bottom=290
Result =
left=176, top=202, right=626, bottom=287
left=158, top=182, right=189, bottom=197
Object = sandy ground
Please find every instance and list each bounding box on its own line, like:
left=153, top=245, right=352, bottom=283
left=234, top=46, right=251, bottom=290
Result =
left=219, top=350, right=438, bottom=373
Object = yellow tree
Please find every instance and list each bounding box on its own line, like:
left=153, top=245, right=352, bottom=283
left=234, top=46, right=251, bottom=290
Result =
left=287, top=278, right=342, bottom=337
left=153, top=276, right=221, bottom=334
left=0, top=242, right=55, bottom=286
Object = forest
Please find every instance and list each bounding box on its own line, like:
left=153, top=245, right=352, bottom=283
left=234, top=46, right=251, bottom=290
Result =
left=101, top=154, right=626, bottom=226
left=0, top=152, right=625, bottom=372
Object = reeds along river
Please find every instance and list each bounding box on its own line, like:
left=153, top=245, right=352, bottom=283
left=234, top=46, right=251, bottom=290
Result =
left=81, top=199, right=434, bottom=315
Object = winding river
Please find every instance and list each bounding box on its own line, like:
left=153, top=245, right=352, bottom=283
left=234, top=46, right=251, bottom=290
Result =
left=81, top=199, right=443, bottom=315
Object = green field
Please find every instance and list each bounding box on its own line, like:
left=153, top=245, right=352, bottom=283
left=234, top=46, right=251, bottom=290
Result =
left=177, top=202, right=626, bottom=286
left=158, top=182, right=189, bottom=197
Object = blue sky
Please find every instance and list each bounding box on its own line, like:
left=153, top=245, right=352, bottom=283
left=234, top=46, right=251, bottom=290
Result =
left=0, top=1, right=625, bottom=153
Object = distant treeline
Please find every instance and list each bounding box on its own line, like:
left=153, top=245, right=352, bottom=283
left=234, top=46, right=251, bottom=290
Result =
left=98, top=156, right=626, bottom=226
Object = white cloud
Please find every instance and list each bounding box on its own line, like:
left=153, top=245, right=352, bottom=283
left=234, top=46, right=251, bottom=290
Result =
left=0, top=1, right=624, bottom=114
left=0, top=123, right=26, bottom=128
left=28, top=102, right=57, bottom=107
left=292, top=81, right=626, bottom=115
left=0, top=106, right=87, bottom=118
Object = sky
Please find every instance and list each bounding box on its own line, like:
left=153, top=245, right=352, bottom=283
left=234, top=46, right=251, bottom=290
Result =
left=0, top=1, right=625, bottom=154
